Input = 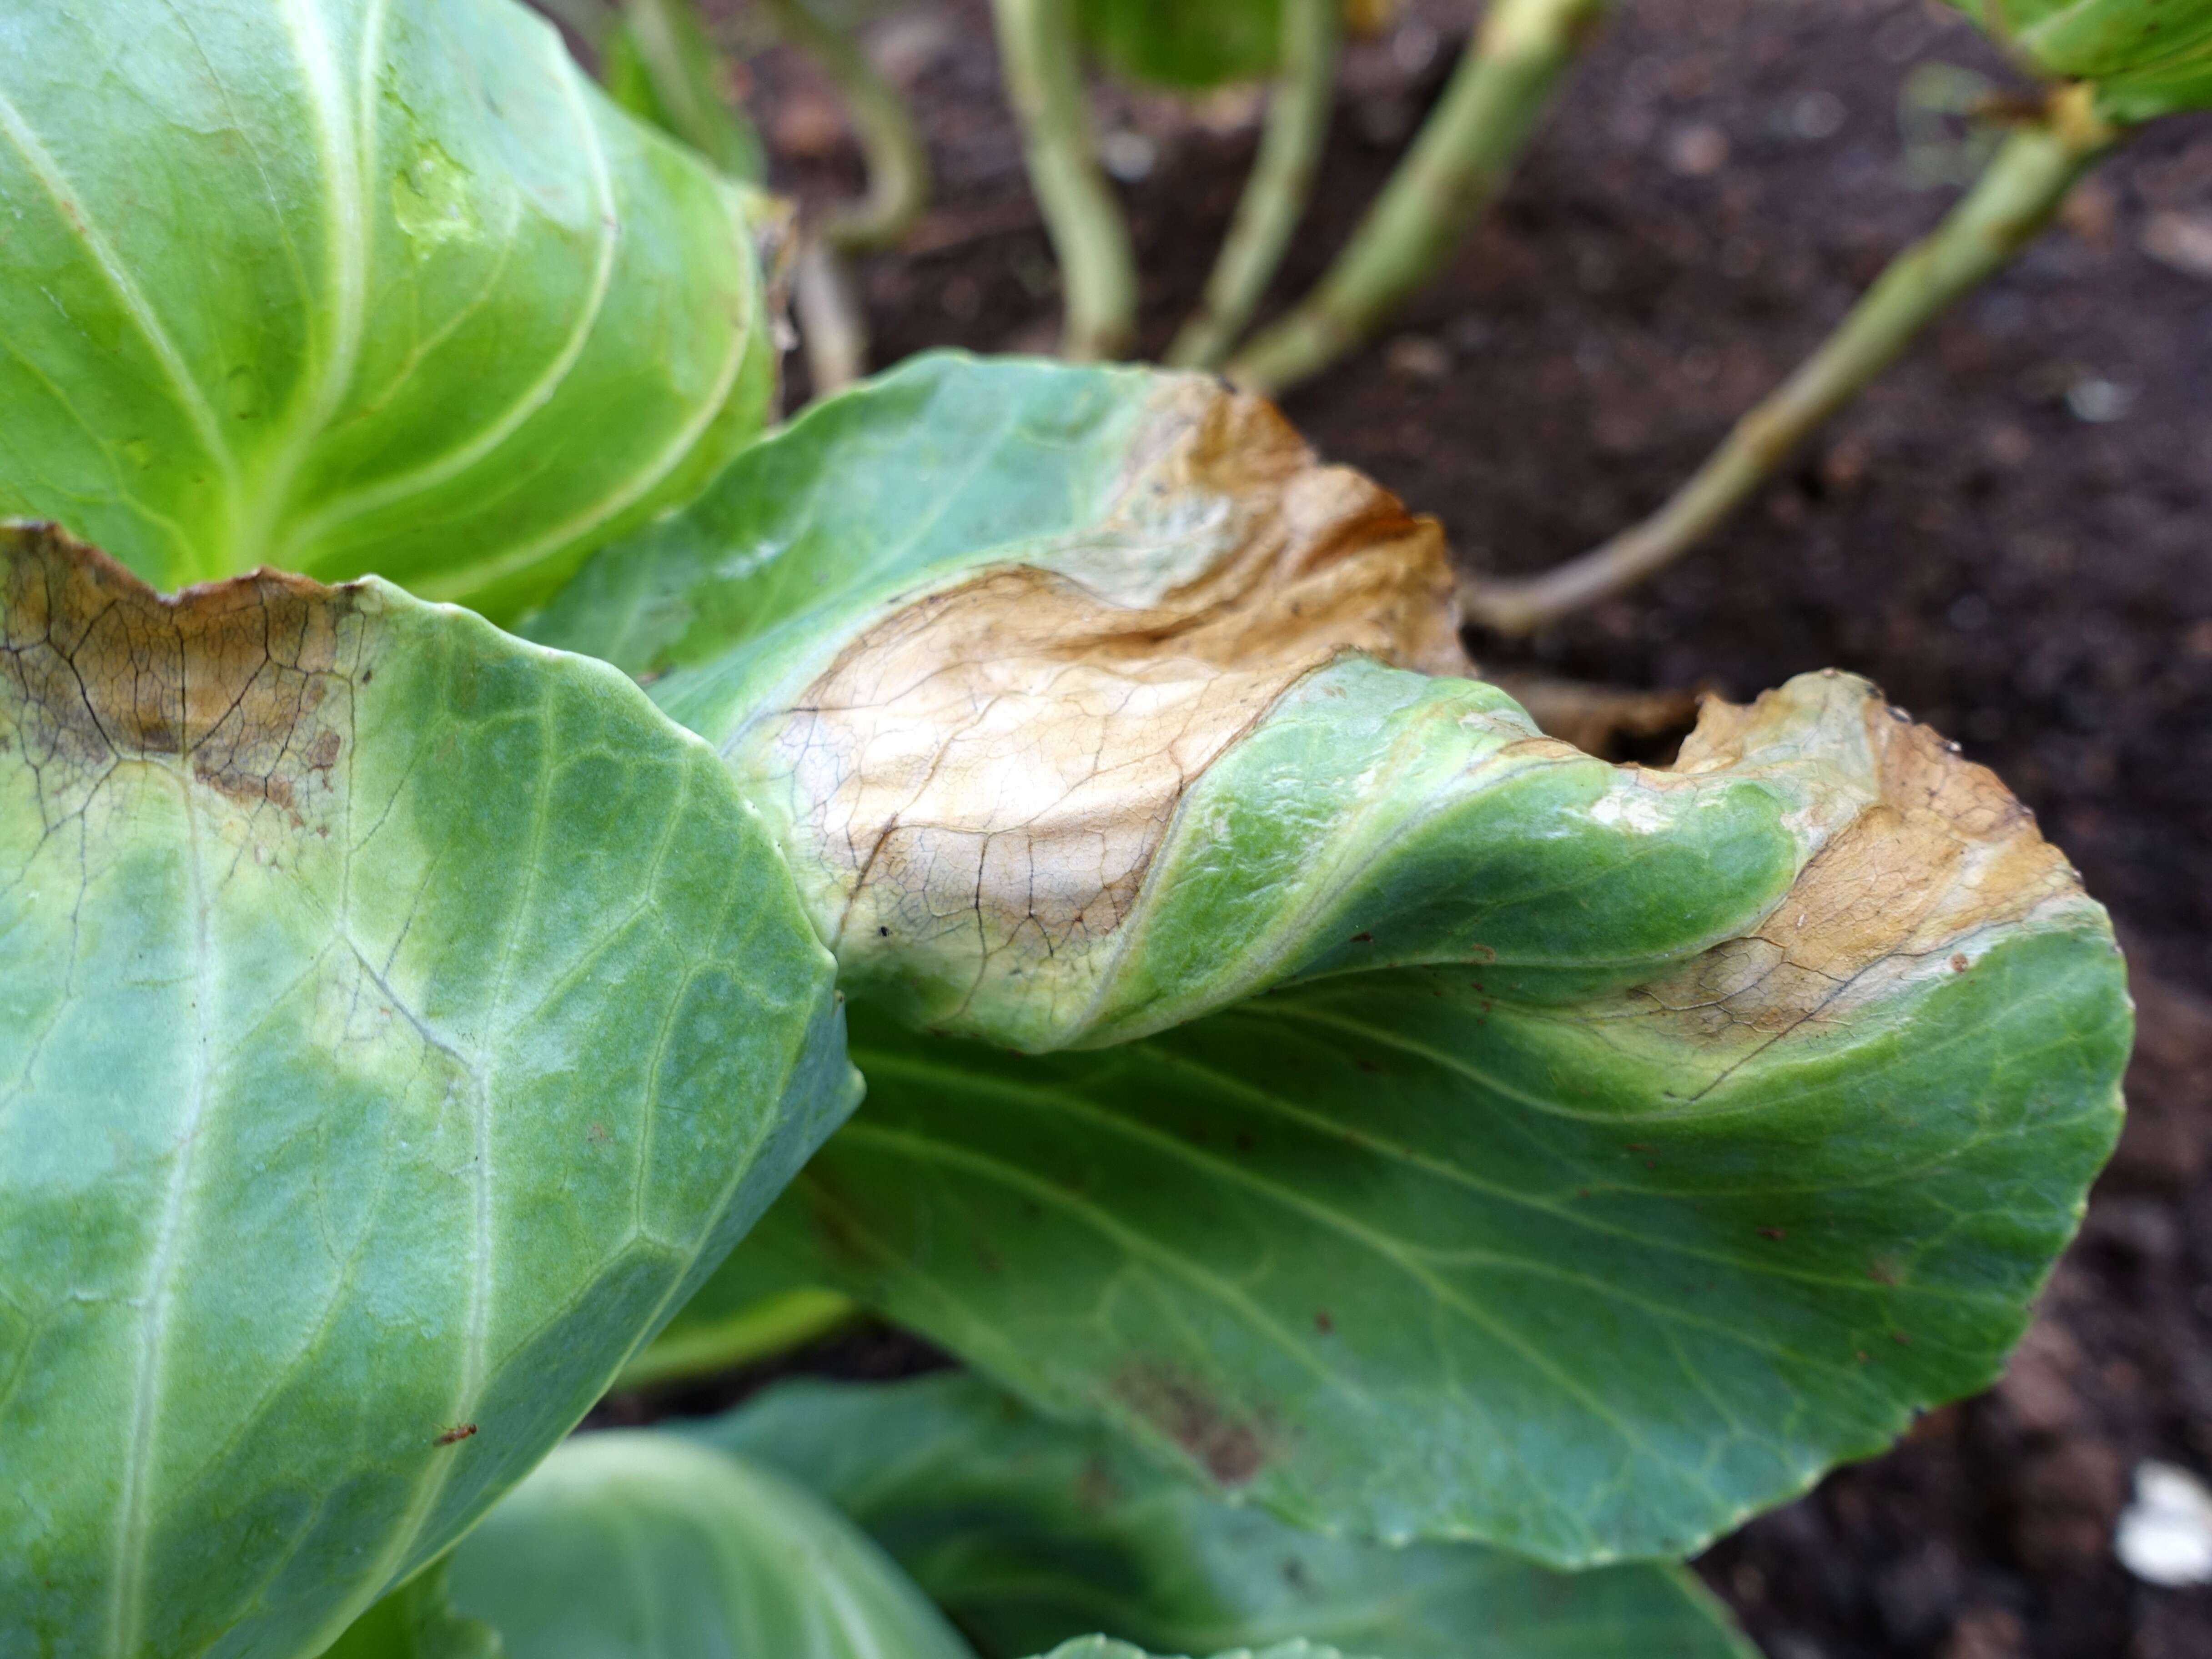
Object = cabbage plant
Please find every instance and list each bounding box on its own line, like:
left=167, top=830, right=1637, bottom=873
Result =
left=0, top=3, right=2132, bottom=1657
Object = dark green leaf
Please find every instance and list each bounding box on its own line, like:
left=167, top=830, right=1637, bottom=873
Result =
left=535, top=352, right=2127, bottom=1558
left=1076, top=0, right=1282, bottom=90
left=697, top=1371, right=1757, bottom=1657
left=324, top=1559, right=502, bottom=1659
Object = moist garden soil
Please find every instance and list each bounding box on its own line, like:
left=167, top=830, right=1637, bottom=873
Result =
left=603, top=1, right=2212, bottom=1653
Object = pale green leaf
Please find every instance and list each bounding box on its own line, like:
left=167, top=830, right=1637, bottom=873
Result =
left=1030, top=1642, right=1357, bottom=1659
left=534, top=352, right=2127, bottom=1558
left=0, top=0, right=774, bottom=619
left=697, top=1370, right=1757, bottom=1658
left=0, top=525, right=855, bottom=1656
left=440, top=1431, right=976, bottom=1659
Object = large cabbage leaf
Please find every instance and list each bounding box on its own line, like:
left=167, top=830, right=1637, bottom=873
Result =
left=538, top=353, right=2128, bottom=1559
left=527, top=351, right=1466, bottom=1053
left=697, top=1370, right=1756, bottom=1657
left=0, top=524, right=855, bottom=1656
left=0, top=0, right=774, bottom=620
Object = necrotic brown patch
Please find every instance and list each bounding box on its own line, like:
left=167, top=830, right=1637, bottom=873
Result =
left=765, top=377, right=1468, bottom=1042
left=1109, top=1357, right=1279, bottom=1486
left=0, top=523, right=368, bottom=836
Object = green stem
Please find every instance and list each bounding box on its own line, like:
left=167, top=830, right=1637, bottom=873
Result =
left=1458, top=86, right=2121, bottom=636
left=991, top=0, right=1138, bottom=360
left=612, top=0, right=769, bottom=181
left=1227, top=0, right=1607, bottom=396
left=761, top=0, right=931, bottom=251
left=792, top=234, right=869, bottom=395
left=613, top=1288, right=860, bottom=1391
left=1166, top=0, right=1341, bottom=368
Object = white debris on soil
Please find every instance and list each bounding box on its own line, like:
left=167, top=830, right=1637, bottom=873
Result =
left=2115, top=1461, right=2212, bottom=1586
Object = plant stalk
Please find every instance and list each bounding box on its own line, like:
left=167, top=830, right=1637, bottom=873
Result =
left=991, top=0, right=1139, bottom=360
left=1226, top=0, right=1608, bottom=395
left=792, top=234, right=870, bottom=395
left=759, top=0, right=932, bottom=397
left=1458, top=85, right=2122, bottom=636
left=1166, top=0, right=1342, bottom=368
left=613, top=0, right=769, bottom=181
left=761, top=0, right=931, bottom=252
left=613, top=1288, right=859, bottom=1391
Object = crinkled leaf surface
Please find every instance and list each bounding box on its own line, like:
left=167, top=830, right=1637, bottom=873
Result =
left=696, top=1370, right=1755, bottom=1658
left=0, top=526, right=855, bottom=1656
left=1075, top=0, right=1282, bottom=89
left=0, top=0, right=773, bottom=620
left=535, top=352, right=2127, bottom=1558
left=753, top=843, right=2122, bottom=1561
left=528, top=351, right=1464, bottom=1052
left=437, top=1430, right=975, bottom=1659
left=1945, top=0, right=2212, bottom=120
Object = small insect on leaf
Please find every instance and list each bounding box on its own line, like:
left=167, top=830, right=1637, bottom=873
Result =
left=435, top=1424, right=478, bottom=1447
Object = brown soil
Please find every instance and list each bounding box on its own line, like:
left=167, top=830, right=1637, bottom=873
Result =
left=632, top=0, right=2212, bottom=1652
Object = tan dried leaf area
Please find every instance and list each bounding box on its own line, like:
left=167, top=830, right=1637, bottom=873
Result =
left=0, top=523, right=369, bottom=840
left=1639, top=672, right=2091, bottom=1045
left=764, top=381, right=1464, bottom=1022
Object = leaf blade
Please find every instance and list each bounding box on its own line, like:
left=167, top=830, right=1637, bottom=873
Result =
left=697, top=1370, right=1757, bottom=1659
left=439, top=1432, right=976, bottom=1659
left=536, top=352, right=2127, bottom=1558
left=0, top=525, right=855, bottom=1655
left=0, top=0, right=773, bottom=617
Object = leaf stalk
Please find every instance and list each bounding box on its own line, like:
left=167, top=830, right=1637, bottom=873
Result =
left=612, top=0, right=770, bottom=181
left=992, top=0, right=1140, bottom=360
left=1458, top=83, right=2122, bottom=636
left=1167, top=0, right=1342, bottom=368
left=760, top=0, right=931, bottom=252
left=1226, top=0, right=1609, bottom=394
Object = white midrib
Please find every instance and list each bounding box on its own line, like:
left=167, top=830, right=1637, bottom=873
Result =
left=231, top=0, right=376, bottom=572
left=407, top=181, right=759, bottom=604
left=0, top=84, right=238, bottom=492
left=278, top=25, right=621, bottom=551
left=109, top=771, right=219, bottom=1658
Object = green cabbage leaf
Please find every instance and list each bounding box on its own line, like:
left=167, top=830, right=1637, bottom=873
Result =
left=541, top=353, right=2128, bottom=1559
left=0, top=525, right=854, bottom=1655
left=697, top=1370, right=1756, bottom=1657
left=439, top=1431, right=975, bottom=1659
left=0, top=0, right=774, bottom=620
